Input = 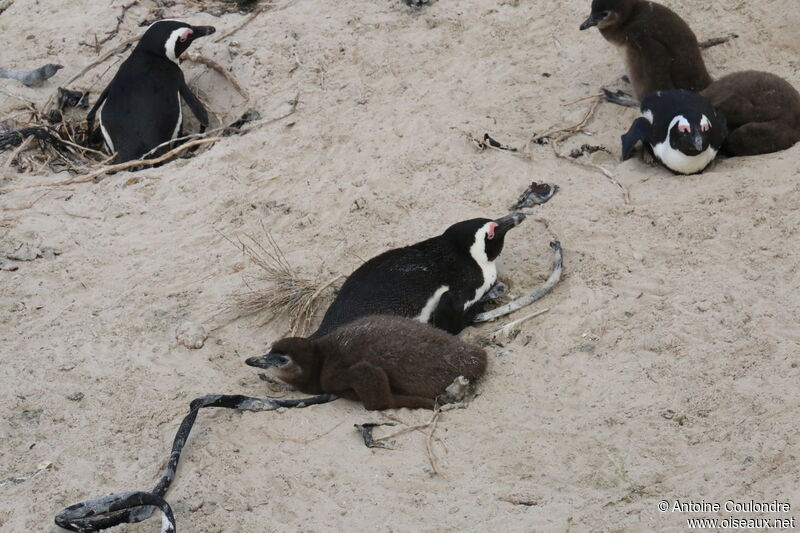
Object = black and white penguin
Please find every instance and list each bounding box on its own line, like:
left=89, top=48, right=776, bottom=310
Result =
left=251, top=213, right=524, bottom=362
left=579, top=0, right=712, bottom=101
left=621, top=90, right=727, bottom=175
left=701, top=71, right=800, bottom=156
left=86, top=20, right=216, bottom=163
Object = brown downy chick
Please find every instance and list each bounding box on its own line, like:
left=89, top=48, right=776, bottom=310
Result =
left=247, top=316, right=487, bottom=410
left=702, top=71, right=800, bottom=156
left=580, top=0, right=712, bottom=100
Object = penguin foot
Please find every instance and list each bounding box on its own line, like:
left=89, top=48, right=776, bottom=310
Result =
left=510, top=181, right=559, bottom=210
left=603, top=89, right=640, bottom=108
left=480, top=282, right=508, bottom=303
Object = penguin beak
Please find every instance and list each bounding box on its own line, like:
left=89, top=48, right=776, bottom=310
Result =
left=692, top=131, right=704, bottom=152
left=245, top=352, right=289, bottom=369
left=580, top=13, right=601, bottom=30
left=190, top=25, right=216, bottom=38
left=493, top=212, right=526, bottom=236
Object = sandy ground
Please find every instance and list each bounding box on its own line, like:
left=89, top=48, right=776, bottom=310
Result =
left=1, top=0, right=799, bottom=531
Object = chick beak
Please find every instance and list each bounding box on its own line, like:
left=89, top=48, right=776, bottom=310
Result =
left=245, top=352, right=289, bottom=369
left=580, top=13, right=601, bottom=30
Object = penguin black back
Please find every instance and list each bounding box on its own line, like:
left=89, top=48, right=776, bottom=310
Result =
left=580, top=0, right=712, bottom=100
left=621, top=89, right=727, bottom=174
left=86, top=20, right=216, bottom=163
left=311, top=213, right=525, bottom=338
left=701, top=71, right=800, bottom=156
left=254, top=315, right=488, bottom=410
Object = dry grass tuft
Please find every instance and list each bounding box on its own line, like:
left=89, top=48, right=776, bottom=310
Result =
left=231, top=226, right=341, bottom=335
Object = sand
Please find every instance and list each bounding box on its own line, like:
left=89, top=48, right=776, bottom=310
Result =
left=1, top=0, right=799, bottom=531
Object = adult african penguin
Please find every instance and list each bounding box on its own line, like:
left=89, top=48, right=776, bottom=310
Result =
left=580, top=0, right=712, bottom=101
left=86, top=20, right=216, bottom=163
left=250, top=315, right=488, bottom=410
left=621, top=90, right=727, bottom=175
left=701, top=71, right=800, bottom=156
left=247, top=212, right=524, bottom=372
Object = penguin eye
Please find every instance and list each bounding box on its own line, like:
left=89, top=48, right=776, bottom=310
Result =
left=677, top=124, right=691, bottom=134
left=486, top=222, right=498, bottom=240
left=179, top=29, right=193, bottom=42
left=600, top=10, right=610, bottom=18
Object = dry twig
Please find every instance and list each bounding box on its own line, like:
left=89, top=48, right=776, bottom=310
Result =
left=0, top=137, right=221, bottom=193
left=425, top=409, right=442, bottom=476
left=214, top=0, right=295, bottom=42
left=183, top=53, right=249, bottom=100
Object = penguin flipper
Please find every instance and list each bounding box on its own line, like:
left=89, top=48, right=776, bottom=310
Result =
left=85, top=85, right=109, bottom=137
left=179, top=81, right=209, bottom=131
left=431, top=290, right=471, bottom=335
left=621, top=117, right=652, bottom=161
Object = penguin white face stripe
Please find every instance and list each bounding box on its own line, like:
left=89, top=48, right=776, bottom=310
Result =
left=672, top=115, right=691, bottom=134
left=700, top=114, right=711, bottom=132
left=164, top=28, right=191, bottom=63
left=416, top=285, right=449, bottom=323
left=464, top=223, right=498, bottom=310
left=641, top=109, right=654, bottom=123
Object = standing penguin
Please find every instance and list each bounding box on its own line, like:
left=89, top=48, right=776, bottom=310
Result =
left=701, top=71, right=800, bottom=156
left=579, top=0, right=712, bottom=101
left=621, top=90, right=727, bottom=174
left=86, top=20, right=216, bottom=163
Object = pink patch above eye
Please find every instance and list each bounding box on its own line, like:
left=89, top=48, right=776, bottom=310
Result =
left=180, top=29, right=193, bottom=42
left=487, top=222, right=498, bottom=240
left=678, top=124, right=691, bottom=133
left=701, top=123, right=710, bottom=132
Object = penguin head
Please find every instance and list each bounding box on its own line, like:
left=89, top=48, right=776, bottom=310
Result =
left=580, top=0, right=636, bottom=30
left=444, top=213, right=526, bottom=264
left=667, top=114, right=713, bottom=156
left=138, top=20, right=217, bottom=64
left=245, top=337, right=321, bottom=392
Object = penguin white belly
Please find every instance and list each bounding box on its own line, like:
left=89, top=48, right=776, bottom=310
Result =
left=416, top=285, right=449, bottom=323
left=652, top=141, right=717, bottom=175
left=98, top=103, right=115, bottom=154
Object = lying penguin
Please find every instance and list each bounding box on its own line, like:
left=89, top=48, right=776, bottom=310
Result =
left=621, top=90, right=727, bottom=174
left=580, top=0, right=711, bottom=102
left=701, top=71, right=800, bottom=156
left=86, top=20, right=216, bottom=163
left=251, top=315, right=487, bottom=410
left=311, top=213, right=524, bottom=337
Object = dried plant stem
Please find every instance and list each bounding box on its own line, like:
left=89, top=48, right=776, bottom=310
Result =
left=183, top=53, right=249, bottom=100
left=0, top=137, right=221, bottom=193
left=426, top=410, right=442, bottom=476
left=65, top=36, right=140, bottom=86
left=214, top=1, right=291, bottom=43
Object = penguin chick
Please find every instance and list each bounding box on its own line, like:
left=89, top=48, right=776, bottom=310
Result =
left=315, top=213, right=524, bottom=337
left=86, top=20, right=216, bottom=163
left=701, top=71, right=800, bottom=156
left=579, top=0, right=712, bottom=100
left=247, top=315, right=487, bottom=410
left=621, top=89, right=727, bottom=175
left=0, top=64, right=62, bottom=87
